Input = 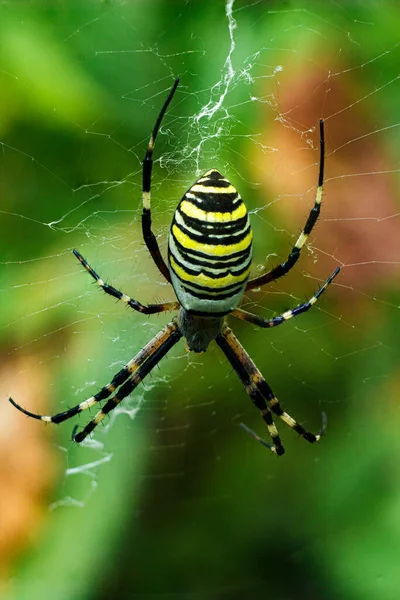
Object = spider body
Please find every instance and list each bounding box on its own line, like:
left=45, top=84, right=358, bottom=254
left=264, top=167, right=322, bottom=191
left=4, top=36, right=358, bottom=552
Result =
left=10, top=78, right=340, bottom=455
left=168, top=168, right=252, bottom=316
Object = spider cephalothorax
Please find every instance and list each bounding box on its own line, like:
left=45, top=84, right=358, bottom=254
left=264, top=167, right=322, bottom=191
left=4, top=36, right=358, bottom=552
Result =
left=10, top=78, right=339, bottom=455
left=178, top=309, right=223, bottom=353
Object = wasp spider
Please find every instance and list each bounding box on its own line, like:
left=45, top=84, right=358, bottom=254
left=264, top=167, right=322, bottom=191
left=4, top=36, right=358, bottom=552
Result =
left=10, top=79, right=340, bottom=455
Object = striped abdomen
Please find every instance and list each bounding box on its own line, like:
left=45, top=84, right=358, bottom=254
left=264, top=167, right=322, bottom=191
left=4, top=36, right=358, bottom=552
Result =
left=168, top=169, right=252, bottom=315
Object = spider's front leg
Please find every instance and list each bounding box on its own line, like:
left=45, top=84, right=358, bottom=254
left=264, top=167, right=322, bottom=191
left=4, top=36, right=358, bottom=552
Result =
left=216, top=325, right=326, bottom=454
left=246, top=119, right=326, bottom=291
left=73, top=250, right=179, bottom=315
left=141, top=78, right=180, bottom=283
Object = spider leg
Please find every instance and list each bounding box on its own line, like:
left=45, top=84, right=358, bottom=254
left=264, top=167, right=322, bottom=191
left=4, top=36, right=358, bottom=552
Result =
left=142, top=78, right=180, bottom=284
left=240, top=413, right=327, bottom=450
left=216, top=325, right=326, bottom=453
left=246, top=120, right=325, bottom=291
left=216, top=327, right=285, bottom=456
left=9, top=320, right=181, bottom=427
left=73, top=250, right=179, bottom=315
left=73, top=321, right=182, bottom=443
left=232, top=267, right=339, bottom=328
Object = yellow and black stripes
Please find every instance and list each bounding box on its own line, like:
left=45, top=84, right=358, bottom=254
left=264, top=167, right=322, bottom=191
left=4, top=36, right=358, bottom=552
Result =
left=246, top=119, right=325, bottom=291
left=168, top=169, right=253, bottom=312
left=216, top=325, right=326, bottom=454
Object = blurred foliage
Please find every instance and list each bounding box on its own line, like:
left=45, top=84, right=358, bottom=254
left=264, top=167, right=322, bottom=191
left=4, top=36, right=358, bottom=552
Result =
left=1, top=1, right=400, bottom=599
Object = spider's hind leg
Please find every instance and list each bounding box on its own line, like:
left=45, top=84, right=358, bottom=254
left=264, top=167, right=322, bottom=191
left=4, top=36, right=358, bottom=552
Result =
left=73, top=320, right=182, bottom=443
left=9, top=320, right=182, bottom=437
left=217, top=325, right=325, bottom=453
left=216, top=328, right=285, bottom=456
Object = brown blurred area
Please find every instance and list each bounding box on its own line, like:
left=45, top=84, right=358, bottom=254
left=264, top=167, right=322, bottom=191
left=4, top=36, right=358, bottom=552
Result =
left=0, top=353, right=58, bottom=589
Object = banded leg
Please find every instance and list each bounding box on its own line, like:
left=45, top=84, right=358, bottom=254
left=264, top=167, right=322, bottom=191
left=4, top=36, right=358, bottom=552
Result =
left=246, top=119, right=325, bottom=291
left=9, top=320, right=181, bottom=427
left=233, top=267, right=340, bottom=328
left=216, top=325, right=326, bottom=454
left=73, top=250, right=179, bottom=315
left=142, top=78, right=180, bottom=283
left=73, top=322, right=182, bottom=442
left=216, top=328, right=284, bottom=455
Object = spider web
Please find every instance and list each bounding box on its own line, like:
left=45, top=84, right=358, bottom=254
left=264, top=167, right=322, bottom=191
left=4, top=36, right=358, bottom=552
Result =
left=1, top=1, right=399, bottom=511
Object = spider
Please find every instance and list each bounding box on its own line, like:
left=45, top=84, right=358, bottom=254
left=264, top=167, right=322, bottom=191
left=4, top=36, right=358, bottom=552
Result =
left=10, top=78, right=340, bottom=455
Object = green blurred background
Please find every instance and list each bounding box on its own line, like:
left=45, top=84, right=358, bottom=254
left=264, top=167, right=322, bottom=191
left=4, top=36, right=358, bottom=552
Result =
left=1, top=1, right=400, bottom=599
